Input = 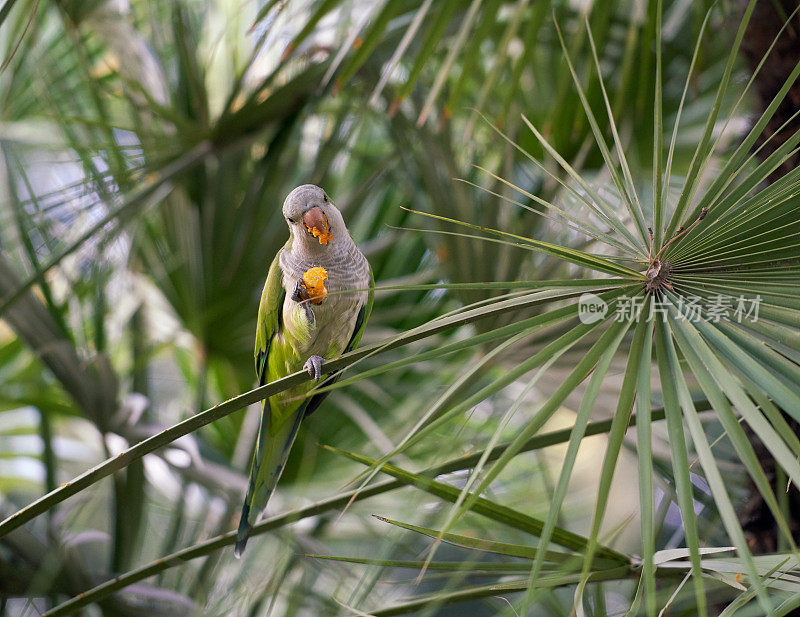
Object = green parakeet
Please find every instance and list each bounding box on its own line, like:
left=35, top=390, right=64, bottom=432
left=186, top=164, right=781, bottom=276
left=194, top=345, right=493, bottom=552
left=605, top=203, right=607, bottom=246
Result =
left=235, top=184, right=373, bottom=558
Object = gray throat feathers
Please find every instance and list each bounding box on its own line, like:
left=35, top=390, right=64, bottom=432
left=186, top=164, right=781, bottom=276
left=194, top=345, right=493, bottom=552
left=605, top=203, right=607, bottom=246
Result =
left=282, top=232, right=355, bottom=275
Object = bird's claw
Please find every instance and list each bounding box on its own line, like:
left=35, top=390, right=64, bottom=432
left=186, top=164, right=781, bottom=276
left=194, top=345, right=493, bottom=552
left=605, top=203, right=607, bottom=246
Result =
left=304, top=355, right=324, bottom=382
left=291, top=280, right=310, bottom=303
left=292, top=280, right=315, bottom=325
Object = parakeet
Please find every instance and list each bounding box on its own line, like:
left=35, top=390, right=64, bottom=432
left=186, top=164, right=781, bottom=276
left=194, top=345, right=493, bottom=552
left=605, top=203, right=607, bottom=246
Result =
left=234, top=184, right=373, bottom=558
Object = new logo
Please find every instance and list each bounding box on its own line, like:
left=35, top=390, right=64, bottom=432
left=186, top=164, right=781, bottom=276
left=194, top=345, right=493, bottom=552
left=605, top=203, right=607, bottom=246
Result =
left=578, top=293, right=607, bottom=324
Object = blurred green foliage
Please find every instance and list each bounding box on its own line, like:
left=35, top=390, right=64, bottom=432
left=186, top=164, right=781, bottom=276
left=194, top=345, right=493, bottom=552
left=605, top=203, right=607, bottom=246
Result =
left=1, top=0, right=799, bottom=616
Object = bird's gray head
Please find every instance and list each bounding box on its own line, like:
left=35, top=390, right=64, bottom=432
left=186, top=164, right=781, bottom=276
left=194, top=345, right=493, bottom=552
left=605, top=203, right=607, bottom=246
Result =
left=282, top=184, right=346, bottom=252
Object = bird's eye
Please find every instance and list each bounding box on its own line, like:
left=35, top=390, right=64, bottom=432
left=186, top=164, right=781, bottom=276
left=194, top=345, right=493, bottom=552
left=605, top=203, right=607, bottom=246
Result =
left=286, top=217, right=294, bottom=224
left=323, top=195, right=328, bottom=202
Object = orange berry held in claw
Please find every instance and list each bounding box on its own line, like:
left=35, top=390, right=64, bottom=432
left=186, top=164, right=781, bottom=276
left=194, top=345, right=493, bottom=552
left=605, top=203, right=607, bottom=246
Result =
left=302, top=267, right=328, bottom=304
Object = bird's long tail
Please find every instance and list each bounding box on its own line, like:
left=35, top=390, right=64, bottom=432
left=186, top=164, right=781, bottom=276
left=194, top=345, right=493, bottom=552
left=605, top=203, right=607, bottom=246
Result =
left=234, top=402, right=305, bottom=558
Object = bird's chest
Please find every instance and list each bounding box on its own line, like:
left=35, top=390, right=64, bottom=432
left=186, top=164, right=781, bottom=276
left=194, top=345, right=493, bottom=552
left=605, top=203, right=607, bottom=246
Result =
left=280, top=251, right=367, bottom=357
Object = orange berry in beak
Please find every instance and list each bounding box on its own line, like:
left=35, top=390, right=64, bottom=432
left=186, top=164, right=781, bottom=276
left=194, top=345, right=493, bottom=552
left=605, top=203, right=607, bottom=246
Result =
left=303, top=207, right=333, bottom=245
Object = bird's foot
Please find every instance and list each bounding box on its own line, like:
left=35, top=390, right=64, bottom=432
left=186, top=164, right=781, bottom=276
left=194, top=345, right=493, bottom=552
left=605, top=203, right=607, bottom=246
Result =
left=292, top=280, right=315, bottom=325
left=304, top=355, right=324, bottom=382
left=291, top=280, right=311, bottom=303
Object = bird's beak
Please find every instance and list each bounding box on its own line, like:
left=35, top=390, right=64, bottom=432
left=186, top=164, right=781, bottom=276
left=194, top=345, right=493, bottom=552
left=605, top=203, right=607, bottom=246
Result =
left=303, top=207, right=332, bottom=245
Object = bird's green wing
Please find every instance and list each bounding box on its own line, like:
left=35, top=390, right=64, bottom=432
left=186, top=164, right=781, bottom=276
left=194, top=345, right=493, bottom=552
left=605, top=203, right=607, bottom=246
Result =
left=344, top=262, right=374, bottom=354
left=254, top=248, right=285, bottom=385
left=302, top=263, right=374, bottom=418
left=236, top=249, right=290, bottom=558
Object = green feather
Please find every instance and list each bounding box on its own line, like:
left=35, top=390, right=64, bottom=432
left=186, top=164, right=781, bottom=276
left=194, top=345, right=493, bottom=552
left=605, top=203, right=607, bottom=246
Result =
left=345, top=263, right=374, bottom=353
left=253, top=247, right=285, bottom=381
